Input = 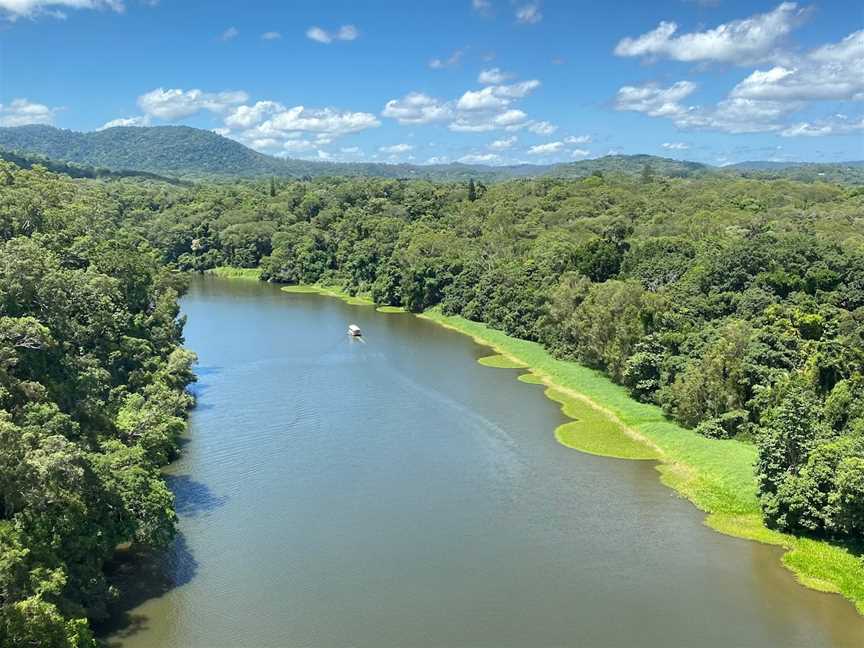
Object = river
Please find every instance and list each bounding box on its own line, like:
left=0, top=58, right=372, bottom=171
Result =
left=107, top=275, right=864, bottom=647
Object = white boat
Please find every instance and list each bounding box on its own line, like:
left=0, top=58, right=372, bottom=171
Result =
left=348, top=324, right=362, bottom=337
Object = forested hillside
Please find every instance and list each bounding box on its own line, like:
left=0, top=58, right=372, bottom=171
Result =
left=2, top=160, right=864, bottom=645
left=2, top=125, right=861, bottom=184
left=0, top=125, right=710, bottom=182
left=0, top=125, right=511, bottom=180
left=0, top=163, right=195, bottom=646
left=0, top=148, right=187, bottom=184
left=0, top=125, right=292, bottom=178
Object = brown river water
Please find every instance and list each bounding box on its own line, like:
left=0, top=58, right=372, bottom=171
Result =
left=105, top=276, right=864, bottom=647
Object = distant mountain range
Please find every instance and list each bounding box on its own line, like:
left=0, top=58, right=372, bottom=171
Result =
left=1, top=124, right=862, bottom=184
left=728, top=160, right=864, bottom=171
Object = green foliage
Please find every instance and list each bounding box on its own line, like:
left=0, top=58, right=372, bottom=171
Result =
left=0, top=161, right=194, bottom=645
left=165, top=170, right=863, bottom=551
left=156, top=166, right=862, bottom=549
left=2, top=155, right=864, bottom=637
left=757, top=379, right=864, bottom=538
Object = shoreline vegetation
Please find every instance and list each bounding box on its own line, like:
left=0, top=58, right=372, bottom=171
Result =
left=214, top=272, right=864, bottom=614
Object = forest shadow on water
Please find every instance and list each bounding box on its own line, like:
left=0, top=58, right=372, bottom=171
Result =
left=186, top=365, right=221, bottom=412
left=94, top=534, right=198, bottom=645
left=167, top=474, right=229, bottom=518
left=95, top=476, right=225, bottom=643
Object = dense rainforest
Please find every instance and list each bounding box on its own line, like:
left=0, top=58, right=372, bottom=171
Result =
left=147, top=169, right=864, bottom=543
left=0, top=162, right=195, bottom=646
left=1, top=158, right=863, bottom=645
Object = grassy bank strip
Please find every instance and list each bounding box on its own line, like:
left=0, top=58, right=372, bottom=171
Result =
left=477, top=354, right=527, bottom=369
left=207, top=266, right=262, bottom=280
left=281, top=283, right=373, bottom=306
left=419, top=309, right=864, bottom=614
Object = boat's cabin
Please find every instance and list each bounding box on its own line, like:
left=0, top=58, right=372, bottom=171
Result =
left=348, top=324, right=362, bottom=336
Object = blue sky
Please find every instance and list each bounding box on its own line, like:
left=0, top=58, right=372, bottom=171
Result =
left=1, top=0, right=862, bottom=165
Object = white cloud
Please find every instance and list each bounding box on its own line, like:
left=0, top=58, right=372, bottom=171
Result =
left=261, top=31, right=281, bottom=40
left=0, top=0, right=124, bottom=19
left=459, top=152, right=502, bottom=164
left=430, top=48, right=465, bottom=69
left=489, top=135, right=517, bottom=149
left=340, top=146, right=362, bottom=154
left=99, top=115, right=150, bottom=129
left=472, top=0, right=491, bottom=13
left=528, top=141, right=564, bottom=155
left=223, top=100, right=283, bottom=128
left=677, top=97, right=796, bottom=133
left=780, top=115, right=864, bottom=137
left=450, top=108, right=527, bottom=132
left=458, top=82, right=540, bottom=130
left=564, top=134, right=591, bottom=144
left=779, top=122, right=832, bottom=137
left=0, top=98, right=58, bottom=126
left=571, top=148, right=590, bottom=158
left=384, top=79, right=541, bottom=133
left=379, top=143, right=414, bottom=154
left=662, top=142, right=690, bottom=150
left=491, top=79, right=540, bottom=98
left=426, top=155, right=450, bottom=164
left=515, top=3, right=542, bottom=24
left=221, top=101, right=379, bottom=153
left=478, top=68, right=511, bottom=84
left=614, top=28, right=864, bottom=136
left=249, top=105, right=379, bottom=136
left=526, top=120, right=557, bottom=135
left=730, top=30, right=864, bottom=103
left=381, top=92, right=453, bottom=125
left=306, top=24, right=358, bottom=44
left=383, top=73, right=545, bottom=134
left=220, top=26, right=239, bottom=42
left=614, top=81, right=697, bottom=117
left=614, top=2, right=806, bottom=65
left=614, top=81, right=795, bottom=133
left=138, top=88, right=249, bottom=120
left=457, top=87, right=510, bottom=111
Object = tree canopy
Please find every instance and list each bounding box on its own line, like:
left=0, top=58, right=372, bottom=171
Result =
left=2, top=159, right=863, bottom=644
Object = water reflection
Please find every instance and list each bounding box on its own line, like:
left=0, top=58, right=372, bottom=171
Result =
left=97, top=533, right=198, bottom=644
left=168, top=474, right=229, bottom=518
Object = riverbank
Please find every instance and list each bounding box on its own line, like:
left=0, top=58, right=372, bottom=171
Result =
left=207, top=266, right=263, bottom=280
left=419, top=309, right=864, bottom=615
left=215, top=274, right=864, bottom=614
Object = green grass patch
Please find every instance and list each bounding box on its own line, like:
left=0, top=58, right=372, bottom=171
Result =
left=477, top=354, right=528, bottom=369
left=207, top=266, right=262, bottom=280
left=208, top=271, right=374, bottom=308
left=281, top=284, right=373, bottom=306
left=376, top=305, right=407, bottom=313
left=517, top=372, right=545, bottom=385
left=546, top=387, right=658, bottom=460
left=420, top=308, right=864, bottom=614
